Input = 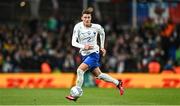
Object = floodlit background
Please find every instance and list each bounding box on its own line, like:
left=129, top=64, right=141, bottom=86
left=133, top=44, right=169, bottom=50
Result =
left=0, top=0, right=180, bottom=73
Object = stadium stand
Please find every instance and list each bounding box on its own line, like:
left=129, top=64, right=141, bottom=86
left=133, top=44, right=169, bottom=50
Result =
left=0, top=0, right=180, bottom=73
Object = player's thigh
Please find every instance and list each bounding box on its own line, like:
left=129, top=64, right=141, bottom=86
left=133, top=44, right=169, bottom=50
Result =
left=92, top=67, right=102, bottom=77
left=78, top=63, right=89, bottom=72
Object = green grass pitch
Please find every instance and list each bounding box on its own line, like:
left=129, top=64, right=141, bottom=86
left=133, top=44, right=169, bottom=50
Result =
left=0, top=88, right=180, bottom=105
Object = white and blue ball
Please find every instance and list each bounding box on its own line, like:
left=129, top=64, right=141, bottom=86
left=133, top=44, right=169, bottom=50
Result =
left=70, top=86, right=83, bottom=97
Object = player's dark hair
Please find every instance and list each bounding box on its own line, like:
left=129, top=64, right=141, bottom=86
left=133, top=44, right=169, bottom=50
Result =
left=82, top=7, right=93, bottom=15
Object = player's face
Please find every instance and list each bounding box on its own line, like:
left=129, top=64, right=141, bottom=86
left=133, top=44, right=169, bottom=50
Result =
left=81, top=14, right=92, bottom=27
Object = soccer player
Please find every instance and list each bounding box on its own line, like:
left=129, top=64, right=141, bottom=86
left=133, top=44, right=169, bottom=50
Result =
left=66, top=7, right=124, bottom=101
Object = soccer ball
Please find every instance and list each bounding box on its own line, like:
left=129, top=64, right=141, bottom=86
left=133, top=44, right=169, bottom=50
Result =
left=70, top=86, right=83, bottom=98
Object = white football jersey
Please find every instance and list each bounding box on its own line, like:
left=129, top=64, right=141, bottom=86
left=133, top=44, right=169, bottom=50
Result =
left=72, top=22, right=105, bottom=56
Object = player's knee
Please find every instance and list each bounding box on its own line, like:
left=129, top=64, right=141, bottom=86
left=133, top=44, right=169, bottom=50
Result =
left=78, top=63, right=89, bottom=70
left=77, top=68, right=85, bottom=75
left=92, top=68, right=102, bottom=77
left=97, top=73, right=104, bottom=79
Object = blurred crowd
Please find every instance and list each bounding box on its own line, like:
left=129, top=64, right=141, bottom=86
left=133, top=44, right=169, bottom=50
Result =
left=0, top=15, right=180, bottom=73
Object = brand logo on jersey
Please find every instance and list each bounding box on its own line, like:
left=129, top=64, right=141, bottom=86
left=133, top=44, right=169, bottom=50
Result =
left=87, top=31, right=91, bottom=35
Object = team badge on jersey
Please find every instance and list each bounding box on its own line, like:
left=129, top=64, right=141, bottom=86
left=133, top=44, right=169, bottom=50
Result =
left=93, top=32, right=96, bottom=35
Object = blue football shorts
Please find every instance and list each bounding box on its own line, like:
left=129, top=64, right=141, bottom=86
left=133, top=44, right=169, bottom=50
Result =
left=82, top=52, right=101, bottom=71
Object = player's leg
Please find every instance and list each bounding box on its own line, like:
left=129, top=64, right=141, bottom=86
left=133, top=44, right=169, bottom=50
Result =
left=92, top=67, right=119, bottom=85
left=76, top=63, right=88, bottom=87
left=66, top=63, right=88, bottom=101
left=92, top=67, right=124, bottom=95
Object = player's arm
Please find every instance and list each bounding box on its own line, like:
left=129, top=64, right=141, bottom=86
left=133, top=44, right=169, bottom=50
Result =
left=71, top=25, right=85, bottom=49
left=99, top=25, right=106, bottom=56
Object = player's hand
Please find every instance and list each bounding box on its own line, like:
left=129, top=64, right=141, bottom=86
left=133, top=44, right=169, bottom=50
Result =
left=100, top=48, right=106, bottom=57
left=84, top=45, right=94, bottom=50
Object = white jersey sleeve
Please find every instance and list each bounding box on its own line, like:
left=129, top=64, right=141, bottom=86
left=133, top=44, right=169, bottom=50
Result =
left=71, top=23, right=85, bottom=49
left=98, top=25, right=105, bottom=49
